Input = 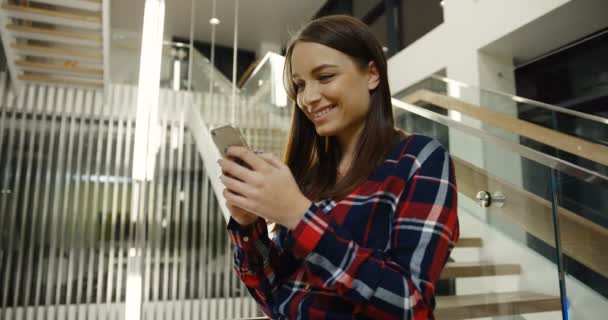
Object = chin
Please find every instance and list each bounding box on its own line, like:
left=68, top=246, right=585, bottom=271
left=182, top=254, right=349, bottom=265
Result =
left=314, top=124, right=338, bottom=137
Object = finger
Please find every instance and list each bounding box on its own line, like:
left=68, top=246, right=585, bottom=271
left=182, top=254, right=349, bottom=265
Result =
left=220, top=174, right=253, bottom=198
left=219, top=158, right=256, bottom=183
left=223, top=188, right=254, bottom=213
left=257, top=152, right=284, bottom=169
left=226, top=146, right=269, bottom=172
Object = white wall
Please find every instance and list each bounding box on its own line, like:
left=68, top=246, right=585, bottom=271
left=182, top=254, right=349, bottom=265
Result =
left=388, top=0, right=569, bottom=91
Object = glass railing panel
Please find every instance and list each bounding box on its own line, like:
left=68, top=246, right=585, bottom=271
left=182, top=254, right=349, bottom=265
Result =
left=429, top=75, right=607, bottom=145
left=542, top=160, right=608, bottom=319
left=230, top=51, right=292, bottom=158
left=394, top=97, right=608, bottom=318
left=395, top=75, right=608, bottom=184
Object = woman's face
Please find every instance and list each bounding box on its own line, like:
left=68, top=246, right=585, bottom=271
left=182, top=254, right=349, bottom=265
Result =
left=290, top=42, right=379, bottom=140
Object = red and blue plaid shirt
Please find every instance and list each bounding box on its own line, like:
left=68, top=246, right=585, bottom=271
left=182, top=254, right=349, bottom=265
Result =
left=227, top=134, right=459, bottom=319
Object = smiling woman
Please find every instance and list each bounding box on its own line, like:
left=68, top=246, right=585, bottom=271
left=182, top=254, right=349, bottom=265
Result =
left=218, top=15, right=459, bottom=320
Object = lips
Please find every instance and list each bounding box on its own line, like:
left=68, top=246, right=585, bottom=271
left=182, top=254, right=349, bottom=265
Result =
left=311, top=105, right=336, bottom=120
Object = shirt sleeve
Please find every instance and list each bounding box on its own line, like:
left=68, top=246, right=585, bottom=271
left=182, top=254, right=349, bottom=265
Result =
left=283, top=140, right=459, bottom=319
left=226, top=217, right=301, bottom=316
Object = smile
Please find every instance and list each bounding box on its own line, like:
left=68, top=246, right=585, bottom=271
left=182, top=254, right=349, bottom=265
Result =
left=312, top=105, right=336, bottom=119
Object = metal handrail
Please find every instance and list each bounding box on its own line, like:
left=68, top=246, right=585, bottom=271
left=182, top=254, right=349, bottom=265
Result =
left=430, top=74, right=608, bottom=125
left=391, top=98, right=608, bottom=188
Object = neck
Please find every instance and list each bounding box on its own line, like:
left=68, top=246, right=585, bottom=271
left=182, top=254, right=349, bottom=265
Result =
left=337, top=124, right=364, bottom=172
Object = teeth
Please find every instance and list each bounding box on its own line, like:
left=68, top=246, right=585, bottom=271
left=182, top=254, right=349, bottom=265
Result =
left=313, top=106, right=334, bottom=118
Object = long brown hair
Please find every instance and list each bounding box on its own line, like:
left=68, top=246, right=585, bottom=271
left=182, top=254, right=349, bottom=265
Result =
left=283, top=15, right=400, bottom=201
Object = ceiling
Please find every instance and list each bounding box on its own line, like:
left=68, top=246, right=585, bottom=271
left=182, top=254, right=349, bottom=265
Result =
left=111, top=0, right=326, bottom=53
left=481, top=0, right=608, bottom=66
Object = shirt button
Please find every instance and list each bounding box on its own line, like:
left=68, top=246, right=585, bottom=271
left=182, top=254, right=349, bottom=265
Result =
left=243, top=236, right=249, bottom=242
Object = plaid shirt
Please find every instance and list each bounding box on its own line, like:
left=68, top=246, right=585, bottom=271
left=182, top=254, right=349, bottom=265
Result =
left=227, top=134, right=459, bottom=319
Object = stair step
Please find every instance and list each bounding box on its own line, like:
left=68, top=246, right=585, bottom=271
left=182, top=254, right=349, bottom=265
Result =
left=28, top=0, right=102, bottom=12
left=15, top=60, right=103, bottom=77
left=11, top=43, right=102, bottom=61
left=435, top=291, right=562, bottom=320
left=6, top=24, right=101, bottom=48
left=456, top=237, right=483, bottom=248
left=6, top=24, right=101, bottom=42
left=19, top=73, right=103, bottom=88
left=441, top=262, right=521, bottom=279
left=1, top=4, right=101, bottom=29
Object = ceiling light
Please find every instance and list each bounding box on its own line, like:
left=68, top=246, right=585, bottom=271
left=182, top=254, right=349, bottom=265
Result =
left=209, top=17, right=220, bottom=25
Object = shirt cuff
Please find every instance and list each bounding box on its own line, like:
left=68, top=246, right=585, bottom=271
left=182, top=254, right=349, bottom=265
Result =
left=226, top=217, right=268, bottom=249
left=283, top=203, right=331, bottom=259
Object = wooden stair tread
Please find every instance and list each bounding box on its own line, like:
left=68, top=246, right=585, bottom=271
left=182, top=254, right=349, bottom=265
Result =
left=27, top=0, right=102, bottom=12
left=15, top=60, right=103, bottom=75
left=435, top=291, right=562, bottom=319
left=11, top=43, right=102, bottom=59
left=6, top=24, right=101, bottom=41
left=441, top=262, right=521, bottom=279
left=19, top=73, right=102, bottom=88
left=456, top=237, right=483, bottom=248
left=1, top=3, right=101, bottom=23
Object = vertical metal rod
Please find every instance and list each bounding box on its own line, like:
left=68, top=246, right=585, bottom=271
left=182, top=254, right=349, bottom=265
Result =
left=230, top=0, right=239, bottom=125
left=32, top=86, right=57, bottom=319
left=43, top=86, right=66, bottom=318
left=0, top=100, right=7, bottom=317
left=75, top=90, right=96, bottom=319
left=65, top=89, right=86, bottom=316
left=197, top=165, right=208, bottom=320
left=163, top=121, right=176, bottom=320
left=171, top=108, right=185, bottom=319
left=208, top=0, right=217, bottom=96
left=174, top=105, right=186, bottom=319
left=187, top=0, right=196, bottom=92
left=155, top=118, right=169, bottom=320
left=97, top=95, right=116, bottom=316
left=224, top=226, right=232, bottom=318
left=18, top=85, right=46, bottom=320
left=118, top=92, right=135, bottom=307
left=71, top=90, right=94, bottom=319
left=141, top=89, right=157, bottom=318
left=107, top=93, right=126, bottom=316
left=186, top=132, right=196, bottom=313
left=48, top=88, right=65, bottom=318
left=5, top=85, right=36, bottom=319
left=88, top=90, right=107, bottom=320
left=210, top=193, right=218, bottom=320
left=550, top=168, right=569, bottom=320
left=54, top=87, right=78, bottom=320
left=184, top=127, right=193, bottom=303
left=143, top=112, right=157, bottom=320
left=0, top=88, right=25, bottom=320
left=0, top=82, right=9, bottom=235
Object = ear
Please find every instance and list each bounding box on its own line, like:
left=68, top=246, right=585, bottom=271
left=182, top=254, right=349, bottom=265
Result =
left=367, top=61, right=380, bottom=91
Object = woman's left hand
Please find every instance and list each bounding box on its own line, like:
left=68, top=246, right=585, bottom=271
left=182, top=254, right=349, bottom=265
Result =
left=218, top=146, right=312, bottom=230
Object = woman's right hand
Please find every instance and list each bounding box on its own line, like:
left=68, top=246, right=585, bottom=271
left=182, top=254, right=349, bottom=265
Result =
left=226, top=200, right=259, bottom=226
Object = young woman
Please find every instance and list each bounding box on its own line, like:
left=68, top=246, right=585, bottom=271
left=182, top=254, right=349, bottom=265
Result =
left=218, top=15, right=458, bottom=319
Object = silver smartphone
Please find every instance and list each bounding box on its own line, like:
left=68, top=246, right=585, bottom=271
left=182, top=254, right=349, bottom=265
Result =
left=210, top=124, right=248, bottom=159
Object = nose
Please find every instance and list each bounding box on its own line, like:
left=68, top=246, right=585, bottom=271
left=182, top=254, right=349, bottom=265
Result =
left=299, top=82, right=322, bottom=110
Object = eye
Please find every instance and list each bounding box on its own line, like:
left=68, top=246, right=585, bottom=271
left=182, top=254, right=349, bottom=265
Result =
left=319, top=73, right=334, bottom=82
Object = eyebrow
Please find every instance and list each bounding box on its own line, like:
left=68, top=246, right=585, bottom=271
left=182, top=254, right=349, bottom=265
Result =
left=292, top=64, right=338, bottom=78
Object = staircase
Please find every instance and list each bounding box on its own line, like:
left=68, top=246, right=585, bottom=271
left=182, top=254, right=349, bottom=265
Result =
left=0, top=0, right=108, bottom=90
left=435, top=237, right=562, bottom=319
